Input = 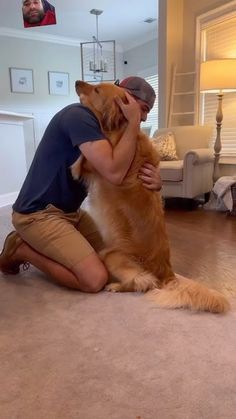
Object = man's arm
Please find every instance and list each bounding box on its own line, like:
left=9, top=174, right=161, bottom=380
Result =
left=79, top=92, right=140, bottom=185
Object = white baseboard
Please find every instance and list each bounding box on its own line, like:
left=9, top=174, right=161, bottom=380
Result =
left=0, top=192, right=18, bottom=208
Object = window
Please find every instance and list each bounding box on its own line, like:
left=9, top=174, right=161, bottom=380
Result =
left=200, top=14, right=236, bottom=160
left=141, top=74, right=158, bottom=136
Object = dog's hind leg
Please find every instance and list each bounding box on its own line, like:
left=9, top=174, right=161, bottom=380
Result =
left=100, top=249, right=157, bottom=293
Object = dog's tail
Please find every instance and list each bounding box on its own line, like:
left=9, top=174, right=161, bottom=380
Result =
left=147, top=275, right=230, bottom=313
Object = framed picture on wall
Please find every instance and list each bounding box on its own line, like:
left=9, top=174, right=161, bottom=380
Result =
left=48, top=71, right=69, bottom=95
left=9, top=67, right=34, bottom=93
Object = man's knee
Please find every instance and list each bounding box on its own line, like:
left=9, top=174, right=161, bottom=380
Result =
left=73, top=256, right=109, bottom=293
left=87, top=271, right=108, bottom=293
left=80, top=268, right=108, bottom=293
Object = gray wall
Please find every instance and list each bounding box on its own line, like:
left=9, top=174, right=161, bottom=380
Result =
left=0, top=35, right=124, bottom=152
left=0, top=35, right=124, bottom=120
left=123, top=38, right=157, bottom=78
left=1, top=36, right=80, bottom=109
left=0, top=34, right=157, bottom=142
left=0, top=34, right=157, bottom=152
left=0, top=33, right=157, bottom=205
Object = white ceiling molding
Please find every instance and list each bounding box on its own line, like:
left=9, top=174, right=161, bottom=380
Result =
left=0, top=26, right=82, bottom=46
left=0, top=26, right=124, bottom=52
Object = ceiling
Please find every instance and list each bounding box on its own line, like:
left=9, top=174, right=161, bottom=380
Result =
left=0, top=0, right=158, bottom=50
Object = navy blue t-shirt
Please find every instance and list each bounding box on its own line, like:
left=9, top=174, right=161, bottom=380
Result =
left=13, top=103, right=105, bottom=214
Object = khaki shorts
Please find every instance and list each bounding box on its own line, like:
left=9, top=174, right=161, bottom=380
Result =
left=12, top=205, right=104, bottom=270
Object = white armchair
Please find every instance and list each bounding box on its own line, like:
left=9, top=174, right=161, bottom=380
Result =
left=153, top=125, right=214, bottom=200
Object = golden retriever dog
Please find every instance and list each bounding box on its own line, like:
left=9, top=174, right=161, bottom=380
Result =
left=71, top=80, right=230, bottom=314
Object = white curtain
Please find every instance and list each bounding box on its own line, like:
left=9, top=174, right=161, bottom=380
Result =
left=142, top=74, right=158, bottom=136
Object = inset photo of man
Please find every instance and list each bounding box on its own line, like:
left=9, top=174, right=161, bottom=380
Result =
left=22, top=0, right=57, bottom=28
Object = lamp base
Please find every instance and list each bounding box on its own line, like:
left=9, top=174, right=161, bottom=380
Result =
left=213, top=93, right=223, bottom=183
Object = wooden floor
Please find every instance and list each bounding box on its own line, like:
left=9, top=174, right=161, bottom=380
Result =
left=164, top=206, right=236, bottom=296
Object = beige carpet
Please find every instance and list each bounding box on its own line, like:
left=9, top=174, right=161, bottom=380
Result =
left=1, top=207, right=236, bottom=419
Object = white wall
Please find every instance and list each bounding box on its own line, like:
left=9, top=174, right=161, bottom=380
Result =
left=158, top=0, right=184, bottom=128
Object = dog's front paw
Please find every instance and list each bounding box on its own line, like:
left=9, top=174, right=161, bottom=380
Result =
left=105, top=283, right=122, bottom=292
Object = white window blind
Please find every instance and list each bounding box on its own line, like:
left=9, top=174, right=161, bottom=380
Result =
left=200, top=15, right=236, bottom=158
left=141, top=74, right=158, bottom=137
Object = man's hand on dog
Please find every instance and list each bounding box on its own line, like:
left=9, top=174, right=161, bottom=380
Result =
left=115, top=92, right=141, bottom=124
left=138, top=163, right=162, bottom=191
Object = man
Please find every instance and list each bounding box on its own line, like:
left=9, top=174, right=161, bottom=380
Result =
left=22, top=0, right=56, bottom=28
left=0, top=77, right=161, bottom=292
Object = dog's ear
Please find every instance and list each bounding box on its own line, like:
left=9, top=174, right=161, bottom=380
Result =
left=100, top=97, right=126, bottom=132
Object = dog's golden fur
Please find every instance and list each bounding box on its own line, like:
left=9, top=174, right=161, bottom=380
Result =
left=71, top=80, right=230, bottom=313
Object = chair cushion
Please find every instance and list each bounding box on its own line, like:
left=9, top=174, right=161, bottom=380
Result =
left=160, top=160, right=183, bottom=182
left=152, top=132, right=178, bottom=161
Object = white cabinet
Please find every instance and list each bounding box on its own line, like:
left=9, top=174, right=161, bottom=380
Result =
left=0, top=111, right=34, bottom=207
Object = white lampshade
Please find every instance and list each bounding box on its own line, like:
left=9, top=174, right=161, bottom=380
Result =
left=200, top=59, right=236, bottom=93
